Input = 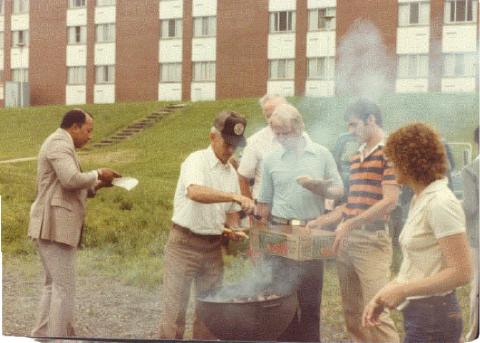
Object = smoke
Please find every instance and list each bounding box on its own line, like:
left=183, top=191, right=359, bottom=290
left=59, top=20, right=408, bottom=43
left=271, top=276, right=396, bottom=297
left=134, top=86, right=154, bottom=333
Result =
left=202, top=258, right=301, bottom=302
left=335, top=20, right=396, bottom=101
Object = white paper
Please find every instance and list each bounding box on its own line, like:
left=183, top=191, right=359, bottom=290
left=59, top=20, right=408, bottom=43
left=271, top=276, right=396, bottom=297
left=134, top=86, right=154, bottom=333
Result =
left=112, top=177, right=139, bottom=191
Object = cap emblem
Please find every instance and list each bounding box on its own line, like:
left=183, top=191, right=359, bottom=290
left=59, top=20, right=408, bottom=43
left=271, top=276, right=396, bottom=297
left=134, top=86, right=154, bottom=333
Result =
left=234, top=123, right=245, bottom=136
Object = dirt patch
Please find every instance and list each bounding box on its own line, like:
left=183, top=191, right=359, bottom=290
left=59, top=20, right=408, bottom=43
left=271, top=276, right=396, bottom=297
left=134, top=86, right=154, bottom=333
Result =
left=2, top=253, right=178, bottom=340
left=3, top=252, right=350, bottom=341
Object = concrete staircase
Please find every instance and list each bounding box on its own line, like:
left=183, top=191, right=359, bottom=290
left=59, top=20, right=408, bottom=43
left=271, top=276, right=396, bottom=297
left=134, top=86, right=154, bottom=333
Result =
left=92, top=103, right=187, bottom=148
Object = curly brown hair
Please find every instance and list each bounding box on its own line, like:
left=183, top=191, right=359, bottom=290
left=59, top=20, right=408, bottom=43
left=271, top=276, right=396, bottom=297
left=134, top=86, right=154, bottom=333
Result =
left=384, top=123, right=447, bottom=185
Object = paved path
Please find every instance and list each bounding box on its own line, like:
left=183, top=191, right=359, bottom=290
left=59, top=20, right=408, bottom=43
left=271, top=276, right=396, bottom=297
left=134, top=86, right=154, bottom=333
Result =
left=0, top=156, right=37, bottom=164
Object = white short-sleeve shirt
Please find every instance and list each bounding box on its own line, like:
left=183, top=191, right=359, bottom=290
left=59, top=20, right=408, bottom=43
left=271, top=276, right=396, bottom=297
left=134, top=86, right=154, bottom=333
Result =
left=396, top=178, right=466, bottom=298
left=237, top=126, right=280, bottom=199
left=171, top=145, right=241, bottom=235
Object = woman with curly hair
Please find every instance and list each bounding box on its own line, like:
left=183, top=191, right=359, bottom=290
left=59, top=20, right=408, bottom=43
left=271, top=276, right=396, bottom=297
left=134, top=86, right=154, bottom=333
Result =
left=362, top=123, right=472, bottom=343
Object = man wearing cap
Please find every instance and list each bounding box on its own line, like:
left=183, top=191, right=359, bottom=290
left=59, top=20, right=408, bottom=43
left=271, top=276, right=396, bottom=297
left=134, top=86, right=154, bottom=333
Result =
left=256, top=104, right=344, bottom=342
left=158, top=111, right=255, bottom=340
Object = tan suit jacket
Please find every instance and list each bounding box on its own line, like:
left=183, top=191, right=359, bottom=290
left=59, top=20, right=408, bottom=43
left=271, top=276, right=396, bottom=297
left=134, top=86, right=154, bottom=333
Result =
left=28, top=128, right=97, bottom=247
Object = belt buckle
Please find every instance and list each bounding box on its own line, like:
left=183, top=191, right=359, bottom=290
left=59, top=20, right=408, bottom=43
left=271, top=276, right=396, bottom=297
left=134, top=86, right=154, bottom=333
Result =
left=291, top=219, right=308, bottom=226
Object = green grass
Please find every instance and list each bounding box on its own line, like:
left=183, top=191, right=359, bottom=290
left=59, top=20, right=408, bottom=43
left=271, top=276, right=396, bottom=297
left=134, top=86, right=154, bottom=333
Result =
left=0, top=101, right=168, bottom=160
left=0, top=94, right=477, bottom=339
left=2, top=93, right=478, bottom=255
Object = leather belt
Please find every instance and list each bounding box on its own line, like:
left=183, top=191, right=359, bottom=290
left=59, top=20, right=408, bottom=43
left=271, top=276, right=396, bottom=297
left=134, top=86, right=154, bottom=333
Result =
left=360, top=221, right=388, bottom=232
left=270, top=216, right=311, bottom=226
left=172, top=223, right=222, bottom=241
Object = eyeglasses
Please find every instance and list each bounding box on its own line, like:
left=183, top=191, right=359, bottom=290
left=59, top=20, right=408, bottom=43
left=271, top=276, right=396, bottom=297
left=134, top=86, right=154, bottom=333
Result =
left=273, top=129, right=296, bottom=138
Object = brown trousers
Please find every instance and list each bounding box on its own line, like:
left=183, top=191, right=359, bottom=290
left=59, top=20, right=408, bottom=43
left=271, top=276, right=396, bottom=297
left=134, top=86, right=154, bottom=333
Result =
left=31, top=239, right=76, bottom=337
left=336, top=228, right=400, bottom=343
left=158, top=224, right=223, bottom=340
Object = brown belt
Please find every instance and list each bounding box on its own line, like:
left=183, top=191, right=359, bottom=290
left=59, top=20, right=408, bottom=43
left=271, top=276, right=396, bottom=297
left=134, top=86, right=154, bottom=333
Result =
left=270, top=216, right=312, bottom=226
left=172, top=223, right=222, bottom=242
left=361, top=221, right=388, bottom=232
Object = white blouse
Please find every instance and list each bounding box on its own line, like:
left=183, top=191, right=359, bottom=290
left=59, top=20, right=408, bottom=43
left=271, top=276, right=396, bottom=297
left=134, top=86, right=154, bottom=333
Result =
left=396, top=178, right=466, bottom=299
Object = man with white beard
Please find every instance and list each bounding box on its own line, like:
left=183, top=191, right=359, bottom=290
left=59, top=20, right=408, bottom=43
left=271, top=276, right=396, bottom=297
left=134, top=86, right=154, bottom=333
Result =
left=256, top=103, right=343, bottom=342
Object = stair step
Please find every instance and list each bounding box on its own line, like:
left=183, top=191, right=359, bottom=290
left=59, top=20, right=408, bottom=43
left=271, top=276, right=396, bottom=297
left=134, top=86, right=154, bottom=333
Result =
left=166, top=103, right=186, bottom=109
left=93, top=105, right=182, bottom=149
left=146, top=114, right=163, bottom=119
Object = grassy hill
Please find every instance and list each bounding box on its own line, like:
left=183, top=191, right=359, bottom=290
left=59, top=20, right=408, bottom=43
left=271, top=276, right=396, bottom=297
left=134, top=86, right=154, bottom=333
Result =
left=1, top=93, right=478, bottom=258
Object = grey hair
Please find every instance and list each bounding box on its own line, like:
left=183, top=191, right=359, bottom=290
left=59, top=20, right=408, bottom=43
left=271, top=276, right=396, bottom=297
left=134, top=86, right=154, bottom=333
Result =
left=270, top=103, right=305, bottom=134
left=258, top=94, right=287, bottom=108
left=210, top=126, right=221, bottom=135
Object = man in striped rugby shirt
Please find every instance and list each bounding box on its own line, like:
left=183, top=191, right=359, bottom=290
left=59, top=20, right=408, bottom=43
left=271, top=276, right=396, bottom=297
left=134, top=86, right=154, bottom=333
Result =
left=307, top=99, right=400, bottom=343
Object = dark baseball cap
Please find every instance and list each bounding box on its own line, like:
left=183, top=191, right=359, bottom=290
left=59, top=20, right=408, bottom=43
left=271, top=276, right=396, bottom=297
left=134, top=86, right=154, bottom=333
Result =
left=213, top=111, right=247, bottom=147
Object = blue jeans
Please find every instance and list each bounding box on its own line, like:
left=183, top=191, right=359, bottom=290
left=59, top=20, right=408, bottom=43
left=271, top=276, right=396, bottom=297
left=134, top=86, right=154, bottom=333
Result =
left=403, top=292, right=463, bottom=343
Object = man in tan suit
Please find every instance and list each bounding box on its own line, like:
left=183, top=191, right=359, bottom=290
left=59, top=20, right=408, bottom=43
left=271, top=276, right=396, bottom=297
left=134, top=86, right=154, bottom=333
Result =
left=29, top=108, right=120, bottom=337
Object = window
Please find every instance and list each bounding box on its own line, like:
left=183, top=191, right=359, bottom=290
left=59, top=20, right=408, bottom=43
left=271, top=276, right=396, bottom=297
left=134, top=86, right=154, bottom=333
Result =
left=0, top=32, right=4, bottom=49
left=96, top=65, right=115, bottom=83
left=308, top=8, right=336, bottom=31
left=96, top=0, right=115, bottom=6
left=269, top=59, right=295, bottom=80
left=444, top=53, right=477, bottom=76
left=0, top=69, right=4, bottom=82
left=398, top=2, right=430, bottom=26
left=160, top=63, right=181, bottom=82
left=160, top=19, right=182, bottom=38
left=67, top=67, right=86, bottom=85
left=13, top=0, right=28, bottom=14
left=445, top=0, right=478, bottom=23
left=96, top=23, right=115, bottom=42
left=0, top=0, right=4, bottom=15
left=68, top=26, right=86, bottom=44
left=193, top=16, right=216, bottom=37
left=12, top=30, right=29, bottom=47
left=193, top=62, right=215, bottom=81
left=68, top=0, right=86, bottom=8
left=307, top=57, right=335, bottom=80
left=397, top=55, right=429, bottom=78
left=270, top=11, right=295, bottom=32
left=11, top=68, right=28, bottom=82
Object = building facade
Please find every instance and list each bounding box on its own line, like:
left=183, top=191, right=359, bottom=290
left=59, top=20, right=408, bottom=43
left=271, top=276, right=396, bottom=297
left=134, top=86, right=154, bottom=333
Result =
left=0, top=0, right=477, bottom=106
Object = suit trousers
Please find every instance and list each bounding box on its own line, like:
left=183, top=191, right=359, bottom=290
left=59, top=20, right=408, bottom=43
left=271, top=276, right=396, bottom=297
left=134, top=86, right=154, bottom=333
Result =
left=336, top=228, right=399, bottom=343
left=31, top=239, right=76, bottom=337
left=158, top=224, right=223, bottom=340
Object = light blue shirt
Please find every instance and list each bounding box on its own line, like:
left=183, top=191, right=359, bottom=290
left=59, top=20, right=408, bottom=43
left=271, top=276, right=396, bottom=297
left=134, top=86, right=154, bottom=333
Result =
left=258, top=136, right=342, bottom=220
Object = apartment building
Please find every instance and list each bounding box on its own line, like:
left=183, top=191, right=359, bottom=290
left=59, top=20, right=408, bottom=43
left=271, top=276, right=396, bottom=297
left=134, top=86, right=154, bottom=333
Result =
left=0, top=0, right=477, bottom=107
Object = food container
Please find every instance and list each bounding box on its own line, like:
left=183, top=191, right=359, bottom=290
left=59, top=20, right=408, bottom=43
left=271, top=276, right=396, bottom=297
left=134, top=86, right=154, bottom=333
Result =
left=250, top=221, right=336, bottom=261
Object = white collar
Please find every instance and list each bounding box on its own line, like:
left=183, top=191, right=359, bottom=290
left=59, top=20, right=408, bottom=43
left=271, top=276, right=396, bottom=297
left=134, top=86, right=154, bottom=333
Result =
left=206, top=145, right=230, bottom=170
left=420, top=177, right=449, bottom=195
left=358, top=139, right=385, bottom=162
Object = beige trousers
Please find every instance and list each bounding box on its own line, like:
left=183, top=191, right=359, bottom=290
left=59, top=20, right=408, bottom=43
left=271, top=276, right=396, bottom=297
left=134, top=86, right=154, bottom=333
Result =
left=31, top=239, right=76, bottom=337
left=336, top=228, right=400, bottom=343
left=158, top=224, right=223, bottom=340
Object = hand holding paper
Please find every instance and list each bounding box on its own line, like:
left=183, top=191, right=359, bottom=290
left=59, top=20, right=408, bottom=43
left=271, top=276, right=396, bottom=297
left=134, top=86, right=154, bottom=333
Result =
left=112, top=177, right=139, bottom=191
